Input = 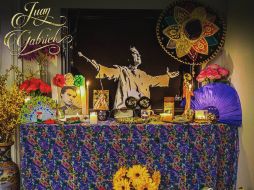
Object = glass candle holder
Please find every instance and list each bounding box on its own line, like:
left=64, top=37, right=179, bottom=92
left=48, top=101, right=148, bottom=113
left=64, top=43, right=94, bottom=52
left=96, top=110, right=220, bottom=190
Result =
left=90, top=112, right=98, bottom=124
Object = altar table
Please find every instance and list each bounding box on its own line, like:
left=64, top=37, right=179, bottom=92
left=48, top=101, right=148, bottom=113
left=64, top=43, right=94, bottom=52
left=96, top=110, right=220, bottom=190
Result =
left=20, top=123, right=239, bottom=190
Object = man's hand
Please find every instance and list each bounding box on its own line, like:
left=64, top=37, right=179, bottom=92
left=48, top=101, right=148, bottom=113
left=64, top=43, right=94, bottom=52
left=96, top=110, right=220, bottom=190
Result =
left=78, top=51, right=99, bottom=71
left=78, top=51, right=84, bottom=57
left=166, top=67, right=179, bottom=78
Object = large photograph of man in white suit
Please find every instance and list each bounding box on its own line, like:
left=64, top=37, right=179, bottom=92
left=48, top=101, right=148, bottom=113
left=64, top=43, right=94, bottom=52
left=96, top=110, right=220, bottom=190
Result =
left=78, top=47, right=179, bottom=109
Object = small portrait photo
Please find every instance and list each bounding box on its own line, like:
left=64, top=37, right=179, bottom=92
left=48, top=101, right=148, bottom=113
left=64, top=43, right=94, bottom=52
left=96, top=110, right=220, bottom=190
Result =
left=93, top=90, right=109, bottom=110
left=59, top=86, right=82, bottom=115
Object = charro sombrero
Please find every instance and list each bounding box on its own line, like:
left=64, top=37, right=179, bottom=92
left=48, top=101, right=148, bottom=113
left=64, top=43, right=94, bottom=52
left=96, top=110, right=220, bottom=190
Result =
left=156, top=0, right=226, bottom=65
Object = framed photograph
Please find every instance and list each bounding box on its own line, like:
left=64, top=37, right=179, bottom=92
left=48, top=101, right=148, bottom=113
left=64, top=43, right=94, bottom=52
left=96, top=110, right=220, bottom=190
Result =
left=93, top=90, right=109, bottom=110
left=51, top=74, right=87, bottom=116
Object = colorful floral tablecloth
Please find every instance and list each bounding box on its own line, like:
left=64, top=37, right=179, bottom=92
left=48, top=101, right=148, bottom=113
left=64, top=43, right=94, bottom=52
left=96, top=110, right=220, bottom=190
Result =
left=20, top=123, right=239, bottom=190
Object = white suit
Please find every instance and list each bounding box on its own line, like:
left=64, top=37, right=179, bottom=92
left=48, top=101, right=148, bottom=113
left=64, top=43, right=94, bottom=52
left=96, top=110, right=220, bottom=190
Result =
left=96, top=64, right=170, bottom=109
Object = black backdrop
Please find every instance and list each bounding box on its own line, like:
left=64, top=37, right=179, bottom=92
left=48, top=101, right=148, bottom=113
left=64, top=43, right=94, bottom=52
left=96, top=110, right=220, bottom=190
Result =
left=65, top=9, right=198, bottom=111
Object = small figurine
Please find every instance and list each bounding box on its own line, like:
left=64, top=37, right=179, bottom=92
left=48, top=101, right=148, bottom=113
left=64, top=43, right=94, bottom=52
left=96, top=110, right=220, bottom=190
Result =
left=183, top=73, right=194, bottom=115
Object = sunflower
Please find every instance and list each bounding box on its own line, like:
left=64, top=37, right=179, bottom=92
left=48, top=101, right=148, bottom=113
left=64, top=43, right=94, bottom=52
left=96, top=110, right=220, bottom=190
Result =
left=113, top=179, right=130, bottom=190
left=127, top=165, right=150, bottom=188
left=113, top=167, right=128, bottom=184
left=136, top=179, right=158, bottom=190
left=152, top=171, right=161, bottom=188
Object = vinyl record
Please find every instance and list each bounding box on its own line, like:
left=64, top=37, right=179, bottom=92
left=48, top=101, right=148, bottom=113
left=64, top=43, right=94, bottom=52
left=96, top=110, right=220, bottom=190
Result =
left=125, top=96, right=138, bottom=109
left=137, top=96, right=151, bottom=109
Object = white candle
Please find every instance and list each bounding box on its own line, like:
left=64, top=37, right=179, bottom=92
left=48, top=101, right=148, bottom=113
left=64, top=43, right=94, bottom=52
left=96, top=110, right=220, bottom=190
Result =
left=80, top=86, right=86, bottom=115
left=90, top=112, right=97, bottom=124
left=86, top=81, right=90, bottom=114
left=195, top=110, right=208, bottom=120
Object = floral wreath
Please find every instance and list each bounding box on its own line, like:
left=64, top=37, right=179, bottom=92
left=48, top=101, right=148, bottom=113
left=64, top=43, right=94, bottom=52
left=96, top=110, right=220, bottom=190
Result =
left=156, top=0, right=226, bottom=65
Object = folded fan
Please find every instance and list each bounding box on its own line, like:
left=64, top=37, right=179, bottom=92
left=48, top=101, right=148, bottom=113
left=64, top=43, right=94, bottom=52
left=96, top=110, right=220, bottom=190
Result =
left=191, top=83, right=242, bottom=126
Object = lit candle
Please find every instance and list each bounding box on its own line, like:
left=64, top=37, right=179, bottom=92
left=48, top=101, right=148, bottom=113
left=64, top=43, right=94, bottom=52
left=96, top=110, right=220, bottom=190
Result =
left=195, top=110, right=208, bottom=120
left=86, top=81, right=90, bottom=115
left=80, top=86, right=86, bottom=115
left=160, top=113, right=173, bottom=122
left=90, top=112, right=97, bottom=124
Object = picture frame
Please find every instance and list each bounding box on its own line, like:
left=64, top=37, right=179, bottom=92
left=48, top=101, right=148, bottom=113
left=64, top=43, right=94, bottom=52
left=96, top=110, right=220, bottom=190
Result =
left=51, top=73, right=87, bottom=116
left=93, top=90, right=109, bottom=110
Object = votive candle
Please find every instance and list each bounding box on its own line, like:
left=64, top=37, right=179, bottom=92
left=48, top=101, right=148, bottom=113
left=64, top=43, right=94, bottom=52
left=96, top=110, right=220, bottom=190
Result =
left=160, top=113, right=173, bottom=122
left=90, top=112, right=98, bottom=124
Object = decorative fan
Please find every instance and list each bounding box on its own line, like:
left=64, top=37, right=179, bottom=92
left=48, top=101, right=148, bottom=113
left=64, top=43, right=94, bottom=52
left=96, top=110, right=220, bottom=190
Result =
left=20, top=96, right=57, bottom=123
left=156, top=0, right=226, bottom=65
left=191, top=83, right=242, bottom=126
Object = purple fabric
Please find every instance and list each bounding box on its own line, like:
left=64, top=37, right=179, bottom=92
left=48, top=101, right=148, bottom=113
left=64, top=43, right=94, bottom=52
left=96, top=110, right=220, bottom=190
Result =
left=20, top=123, right=239, bottom=189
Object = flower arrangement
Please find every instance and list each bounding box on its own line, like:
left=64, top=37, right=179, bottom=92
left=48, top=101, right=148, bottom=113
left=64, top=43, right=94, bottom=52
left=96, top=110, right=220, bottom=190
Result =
left=53, top=73, right=85, bottom=87
left=20, top=78, right=51, bottom=96
left=0, top=65, right=25, bottom=143
left=113, top=165, right=161, bottom=190
left=196, top=64, right=229, bottom=84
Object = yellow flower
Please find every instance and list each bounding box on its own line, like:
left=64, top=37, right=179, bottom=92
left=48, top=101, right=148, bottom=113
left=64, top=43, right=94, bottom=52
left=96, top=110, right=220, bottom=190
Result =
left=152, top=171, right=161, bottom=188
left=0, top=85, right=25, bottom=140
left=113, top=167, right=127, bottom=184
left=64, top=73, right=74, bottom=86
left=127, top=165, right=150, bottom=188
left=113, top=179, right=130, bottom=190
left=137, top=179, right=157, bottom=190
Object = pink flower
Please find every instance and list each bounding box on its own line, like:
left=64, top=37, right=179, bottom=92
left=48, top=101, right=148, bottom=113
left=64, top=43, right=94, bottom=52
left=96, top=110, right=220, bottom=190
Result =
left=196, top=74, right=206, bottom=82
left=207, top=64, right=220, bottom=69
left=199, top=70, right=207, bottom=75
left=214, top=73, right=222, bottom=79
left=218, top=68, right=229, bottom=77
left=206, top=68, right=219, bottom=80
left=196, top=64, right=229, bottom=84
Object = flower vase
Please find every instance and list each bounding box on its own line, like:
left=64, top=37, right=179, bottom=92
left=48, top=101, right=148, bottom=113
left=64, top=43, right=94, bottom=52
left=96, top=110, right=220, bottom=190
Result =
left=0, top=139, right=19, bottom=190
